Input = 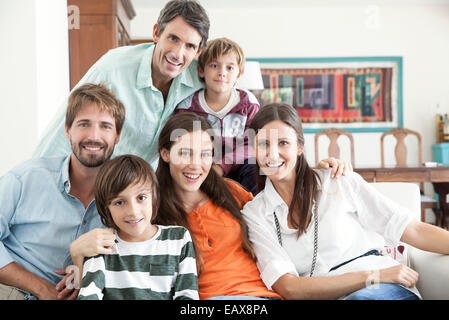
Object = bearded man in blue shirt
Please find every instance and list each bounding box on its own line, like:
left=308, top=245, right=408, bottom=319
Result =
left=0, top=83, right=124, bottom=300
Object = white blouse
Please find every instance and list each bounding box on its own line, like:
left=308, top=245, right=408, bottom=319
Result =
left=241, top=169, right=420, bottom=297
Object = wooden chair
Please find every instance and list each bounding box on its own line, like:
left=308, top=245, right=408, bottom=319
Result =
left=315, top=128, right=355, bottom=167
left=380, top=128, right=439, bottom=222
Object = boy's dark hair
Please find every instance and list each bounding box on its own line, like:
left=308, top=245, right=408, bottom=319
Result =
left=94, top=155, right=159, bottom=229
left=156, top=0, right=210, bottom=49
left=198, top=37, right=245, bottom=77
left=65, top=83, right=125, bottom=134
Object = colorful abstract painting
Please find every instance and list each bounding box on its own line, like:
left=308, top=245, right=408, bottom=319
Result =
left=249, top=57, right=402, bottom=133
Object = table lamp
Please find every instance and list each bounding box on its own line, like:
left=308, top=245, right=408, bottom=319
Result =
left=235, top=61, right=264, bottom=91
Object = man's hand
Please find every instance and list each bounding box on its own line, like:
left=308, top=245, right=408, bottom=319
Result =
left=54, top=267, right=80, bottom=300
left=0, top=262, right=59, bottom=300
left=317, top=157, right=353, bottom=178
left=35, top=281, right=60, bottom=300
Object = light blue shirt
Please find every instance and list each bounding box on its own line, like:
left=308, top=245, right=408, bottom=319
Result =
left=33, top=43, right=204, bottom=169
left=0, top=155, right=103, bottom=286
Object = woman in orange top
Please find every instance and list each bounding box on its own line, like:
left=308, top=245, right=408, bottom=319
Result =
left=154, top=112, right=280, bottom=300
left=154, top=112, right=347, bottom=300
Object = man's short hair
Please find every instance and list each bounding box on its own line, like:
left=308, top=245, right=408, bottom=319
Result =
left=94, top=154, right=160, bottom=229
left=156, top=0, right=210, bottom=49
left=198, top=37, right=246, bottom=76
left=65, top=83, right=125, bottom=134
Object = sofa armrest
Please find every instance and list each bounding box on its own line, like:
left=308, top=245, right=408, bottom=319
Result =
left=408, top=245, right=449, bottom=300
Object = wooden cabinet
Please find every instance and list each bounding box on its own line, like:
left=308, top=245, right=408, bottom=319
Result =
left=68, top=0, right=135, bottom=89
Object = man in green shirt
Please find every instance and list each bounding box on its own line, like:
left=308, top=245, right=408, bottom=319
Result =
left=34, top=0, right=209, bottom=169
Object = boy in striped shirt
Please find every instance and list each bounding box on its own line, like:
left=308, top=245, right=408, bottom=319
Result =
left=77, top=155, right=199, bottom=300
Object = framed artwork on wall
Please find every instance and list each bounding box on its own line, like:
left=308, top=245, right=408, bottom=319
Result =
left=248, top=56, right=403, bottom=133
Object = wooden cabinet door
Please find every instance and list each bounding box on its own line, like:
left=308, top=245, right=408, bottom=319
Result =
left=69, top=15, right=116, bottom=88
left=116, top=17, right=130, bottom=47
left=68, top=0, right=135, bottom=89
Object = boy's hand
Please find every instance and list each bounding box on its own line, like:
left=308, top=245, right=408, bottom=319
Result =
left=70, top=228, right=116, bottom=260
left=67, top=229, right=115, bottom=300
left=317, top=157, right=353, bottom=178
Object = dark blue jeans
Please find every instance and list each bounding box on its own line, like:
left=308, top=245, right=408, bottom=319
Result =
left=342, top=283, right=419, bottom=300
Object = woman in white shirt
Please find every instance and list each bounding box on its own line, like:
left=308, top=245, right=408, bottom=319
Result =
left=241, top=102, right=449, bottom=300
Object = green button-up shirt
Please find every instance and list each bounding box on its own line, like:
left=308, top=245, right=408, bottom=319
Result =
left=33, top=43, right=204, bottom=168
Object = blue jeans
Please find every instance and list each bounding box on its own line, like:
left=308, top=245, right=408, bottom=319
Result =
left=206, top=296, right=281, bottom=300
left=342, top=283, right=419, bottom=300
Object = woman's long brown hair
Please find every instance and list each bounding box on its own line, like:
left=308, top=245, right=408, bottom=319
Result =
left=249, top=103, right=321, bottom=236
left=153, top=112, right=256, bottom=272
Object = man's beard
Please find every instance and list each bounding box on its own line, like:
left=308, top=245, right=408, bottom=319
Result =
left=71, top=140, right=113, bottom=168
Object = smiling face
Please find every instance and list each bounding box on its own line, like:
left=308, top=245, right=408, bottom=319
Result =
left=255, top=120, right=304, bottom=184
left=199, top=51, right=241, bottom=96
left=108, top=180, right=156, bottom=242
left=65, top=102, right=120, bottom=168
left=160, top=130, right=213, bottom=198
left=152, top=16, right=203, bottom=84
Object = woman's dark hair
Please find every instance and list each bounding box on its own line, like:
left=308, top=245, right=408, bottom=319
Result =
left=156, top=0, right=210, bottom=49
left=249, top=103, right=321, bottom=236
left=154, top=112, right=256, bottom=271
left=94, top=155, right=159, bottom=230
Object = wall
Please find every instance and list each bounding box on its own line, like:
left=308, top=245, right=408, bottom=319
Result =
left=0, top=0, right=70, bottom=176
left=35, top=0, right=71, bottom=141
left=131, top=2, right=449, bottom=169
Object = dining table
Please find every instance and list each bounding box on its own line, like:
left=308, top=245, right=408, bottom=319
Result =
left=354, top=165, right=449, bottom=230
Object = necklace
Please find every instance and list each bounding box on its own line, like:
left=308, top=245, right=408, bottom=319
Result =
left=273, top=200, right=318, bottom=277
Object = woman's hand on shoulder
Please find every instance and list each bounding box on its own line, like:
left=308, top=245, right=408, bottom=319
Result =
left=317, top=157, right=353, bottom=178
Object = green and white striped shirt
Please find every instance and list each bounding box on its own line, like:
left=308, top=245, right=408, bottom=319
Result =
left=77, top=225, right=198, bottom=300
